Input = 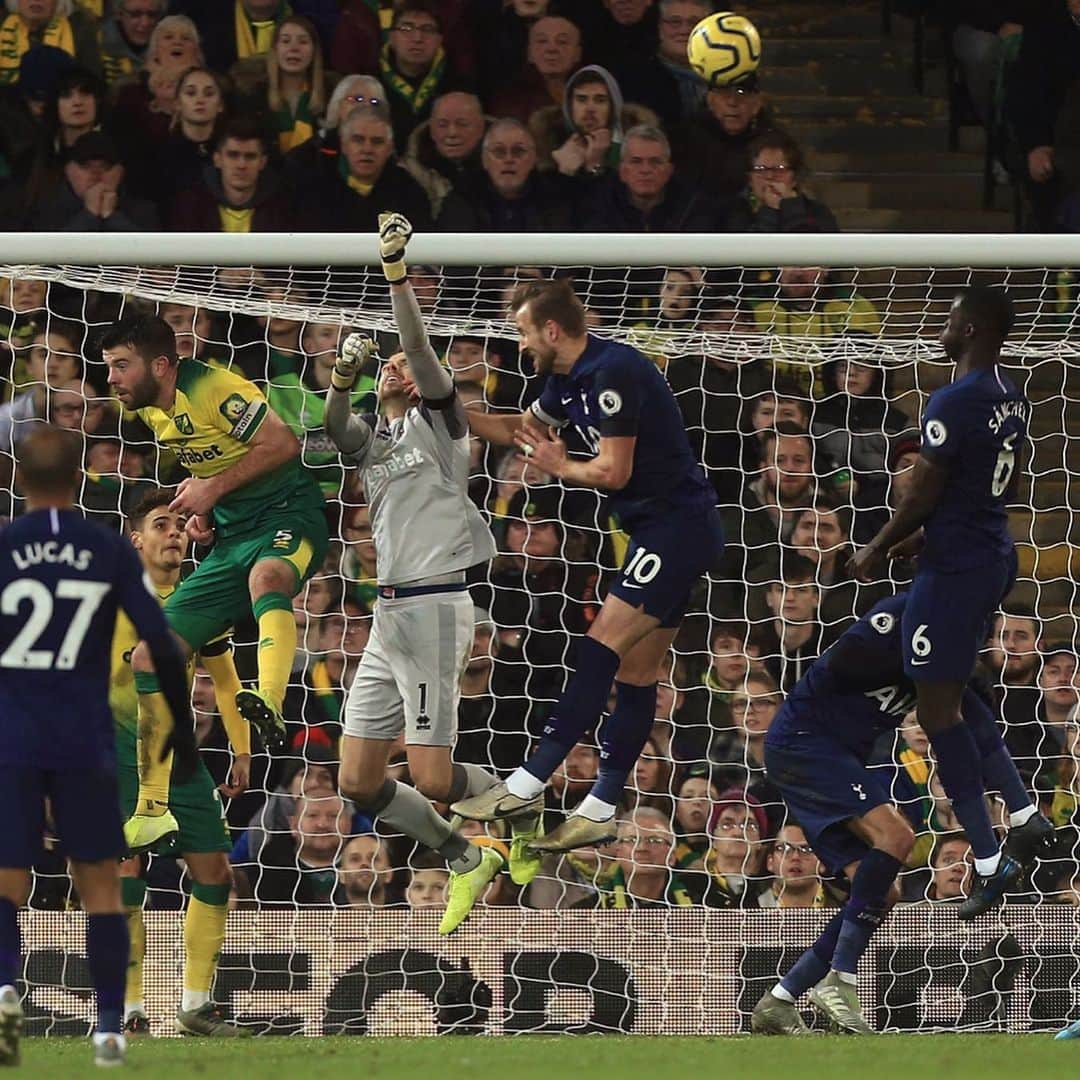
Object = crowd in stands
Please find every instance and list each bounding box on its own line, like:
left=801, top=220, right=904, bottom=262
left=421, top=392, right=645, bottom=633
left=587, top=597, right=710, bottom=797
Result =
left=0, top=0, right=1078, bottom=915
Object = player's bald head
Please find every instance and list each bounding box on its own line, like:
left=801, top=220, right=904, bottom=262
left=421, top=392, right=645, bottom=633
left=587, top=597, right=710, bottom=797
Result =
left=955, top=285, right=1014, bottom=345
left=17, top=426, right=82, bottom=498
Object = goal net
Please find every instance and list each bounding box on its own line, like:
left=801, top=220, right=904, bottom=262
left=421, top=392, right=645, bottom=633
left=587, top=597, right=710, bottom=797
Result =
left=1, top=233, right=1077, bottom=1036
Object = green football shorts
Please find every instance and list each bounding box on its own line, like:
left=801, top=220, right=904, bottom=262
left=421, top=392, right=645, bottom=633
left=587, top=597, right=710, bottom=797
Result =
left=116, top=725, right=231, bottom=855
left=165, top=508, right=329, bottom=652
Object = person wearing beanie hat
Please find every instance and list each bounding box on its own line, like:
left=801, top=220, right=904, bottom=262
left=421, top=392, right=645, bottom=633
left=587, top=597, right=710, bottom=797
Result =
left=700, top=787, right=769, bottom=908
left=15, top=41, right=74, bottom=104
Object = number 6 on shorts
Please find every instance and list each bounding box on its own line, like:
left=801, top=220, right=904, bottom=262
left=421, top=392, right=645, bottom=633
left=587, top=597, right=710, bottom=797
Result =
left=911, top=623, right=932, bottom=658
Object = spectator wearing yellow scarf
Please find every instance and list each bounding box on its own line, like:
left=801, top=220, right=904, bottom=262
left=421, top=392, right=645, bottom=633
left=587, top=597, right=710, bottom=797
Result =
left=0, top=0, right=101, bottom=85
left=266, top=14, right=325, bottom=154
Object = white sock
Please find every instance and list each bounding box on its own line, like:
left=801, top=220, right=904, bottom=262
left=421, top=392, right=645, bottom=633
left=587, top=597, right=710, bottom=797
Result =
left=834, top=970, right=858, bottom=985
left=574, top=794, right=617, bottom=822
left=0, top=984, right=16, bottom=997
left=181, top=989, right=210, bottom=1013
left=1009, top=804, right=1038, bottom=828
left=92, top=1032, right=126, bottom=1047
left=506, top=767, right=545, bottom=800
left=771, top=983, right=795, bottom=1003
left=124, top=1001, right=145, bottom=1021
left=974, top=853, right=1001, bottom=877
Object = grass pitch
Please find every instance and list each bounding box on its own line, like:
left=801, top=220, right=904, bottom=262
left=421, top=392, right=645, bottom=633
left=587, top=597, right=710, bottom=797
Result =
left=15, top=1034, right=1074, bottom=1080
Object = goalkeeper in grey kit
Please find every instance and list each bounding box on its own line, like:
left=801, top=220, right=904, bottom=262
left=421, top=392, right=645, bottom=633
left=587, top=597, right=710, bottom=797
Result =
left=325, top=214, right=542, bottom=934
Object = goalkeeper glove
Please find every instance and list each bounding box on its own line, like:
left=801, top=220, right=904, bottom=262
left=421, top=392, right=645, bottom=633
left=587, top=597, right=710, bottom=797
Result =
left=378, top=211, right=412, bottom=283
left=332, top=333, right=377, bottom=392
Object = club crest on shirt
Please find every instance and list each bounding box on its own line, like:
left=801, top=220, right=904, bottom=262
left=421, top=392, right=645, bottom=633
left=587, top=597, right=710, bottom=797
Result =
left=925, top=419, right=947, bottom=447
left=173, top=413, right=194, bottom=436
left=598, top=389, right=622, bottom=416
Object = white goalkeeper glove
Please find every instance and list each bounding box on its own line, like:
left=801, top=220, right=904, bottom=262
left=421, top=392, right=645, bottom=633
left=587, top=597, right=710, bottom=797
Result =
left=332, top=333, right=377, bottom=392
left=378, top=211, right=412, bottom=283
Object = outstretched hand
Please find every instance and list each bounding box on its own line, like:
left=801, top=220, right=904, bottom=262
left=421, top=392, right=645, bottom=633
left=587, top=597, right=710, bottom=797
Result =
left=514, top=424, right=566, bottom=476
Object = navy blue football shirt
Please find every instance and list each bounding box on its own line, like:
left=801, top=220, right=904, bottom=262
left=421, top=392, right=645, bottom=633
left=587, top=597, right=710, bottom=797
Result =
left=531, top=335, right=714, bottom=528
left=919, top=366, right=1029, bottom=572
left=781, top=594, right=917, bottom=761
left=0, top=508, right=174, bottom=769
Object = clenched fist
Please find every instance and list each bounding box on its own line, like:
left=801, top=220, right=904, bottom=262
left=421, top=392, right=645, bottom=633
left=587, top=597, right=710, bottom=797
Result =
left=332, top=333, right=377, bottom=392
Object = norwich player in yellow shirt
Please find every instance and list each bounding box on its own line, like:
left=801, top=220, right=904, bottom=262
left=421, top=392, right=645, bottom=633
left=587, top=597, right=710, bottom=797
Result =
left=113, top=490, right=251, bottom=1037
left=101, top=315, right=328, bottom=935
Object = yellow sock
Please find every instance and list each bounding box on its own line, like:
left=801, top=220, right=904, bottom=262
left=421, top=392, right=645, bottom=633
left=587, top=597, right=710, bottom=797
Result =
left=124, top=905, right=145, bottom=1009
left=253, top=597, right=296, bottom=714
left=183, top=889, right=229, bottom=999
left=135, top=682, right=174, bottom=809
left=202, top=650, right=251, bottom=755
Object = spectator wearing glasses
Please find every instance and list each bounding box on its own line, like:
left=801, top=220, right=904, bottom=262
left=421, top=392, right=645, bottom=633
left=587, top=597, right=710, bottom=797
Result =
left=331, top=0, right=476, bottom=85
left=284, top=72, right=387, bottom=182
left=726, top=129, right=838, bottom=233
left=380, top=0, right=468, bottom=151
left=100, top=0, right=165, bottom=87
left=673, top=72, right=775, bottom=218
left=580, top=807, right=694, bottom=909
left=437, top=117, right=571, bottom=231
left=759, top=822, right=826, bottom=908
left=700, top=789, right=771, bottom=907
left=612, top=0, right=712, bottom=131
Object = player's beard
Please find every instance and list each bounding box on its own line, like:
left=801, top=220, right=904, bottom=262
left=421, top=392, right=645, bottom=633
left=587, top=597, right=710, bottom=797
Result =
left=530, top=345, right=557, bottom=376
left=124, top=367, right=161, bottom=410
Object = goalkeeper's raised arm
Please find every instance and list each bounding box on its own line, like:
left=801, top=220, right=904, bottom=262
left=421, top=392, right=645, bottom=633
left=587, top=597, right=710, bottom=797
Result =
left=323, top=212, right=518, bottom=939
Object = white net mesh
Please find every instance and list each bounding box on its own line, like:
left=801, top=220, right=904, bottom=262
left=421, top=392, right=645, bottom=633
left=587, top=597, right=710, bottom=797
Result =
left=1, top=249, right=1078, bottom=1035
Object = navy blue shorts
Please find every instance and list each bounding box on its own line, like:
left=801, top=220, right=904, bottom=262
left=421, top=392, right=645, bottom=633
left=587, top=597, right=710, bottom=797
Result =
left=609, top=505, right=724, bottom=628
left=764, top=718, right=890, bottom=876
left=902, top=551, right=1017, bottom=682
left=0, top=765, right=125, bottom=868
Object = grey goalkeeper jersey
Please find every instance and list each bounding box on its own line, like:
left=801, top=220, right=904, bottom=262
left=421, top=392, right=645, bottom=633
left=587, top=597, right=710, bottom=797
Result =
left=352, top=402, right=495, bottom=586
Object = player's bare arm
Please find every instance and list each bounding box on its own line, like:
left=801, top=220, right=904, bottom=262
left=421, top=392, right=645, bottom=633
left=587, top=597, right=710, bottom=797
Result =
left=467, top=408, right=540, bottom=446
left=169, top=410, right=300, bottom=519
left=848, top=454, right=948, bottom=581
left=515, top=427, right=635, bottom=491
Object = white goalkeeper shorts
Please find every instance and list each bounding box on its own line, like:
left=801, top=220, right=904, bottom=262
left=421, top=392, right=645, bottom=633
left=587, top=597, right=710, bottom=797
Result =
left=342, top=589, right=473, bottom=747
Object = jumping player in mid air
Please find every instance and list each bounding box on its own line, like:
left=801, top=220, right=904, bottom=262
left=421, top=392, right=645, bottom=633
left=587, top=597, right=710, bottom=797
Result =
left=326, top=213, right=505, bottom=935
left=849, top=285, right=1052, bottom=917
left=751, top=592, right=1052, bottom=1037
left=0, top=428, right=195, bottom=1068
left=455, top=277, right=724, bottom=850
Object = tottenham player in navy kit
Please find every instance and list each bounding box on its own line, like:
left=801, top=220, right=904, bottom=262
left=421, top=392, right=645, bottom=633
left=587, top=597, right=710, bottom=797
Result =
left=455, top=278, right=723, bottom=850
left=751, top=593, right=1050, bottom=1036
left=0, top=428, right=194, bottom=1068
left=849, top=285, right=1051, bottom=918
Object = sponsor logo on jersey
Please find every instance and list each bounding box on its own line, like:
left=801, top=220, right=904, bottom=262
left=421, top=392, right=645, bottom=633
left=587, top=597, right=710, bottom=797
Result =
left=175, top=444, right=224, bottom=466
left=368, top=447, right=426, bottom=483
left=174, top=413, right=194, bottom=436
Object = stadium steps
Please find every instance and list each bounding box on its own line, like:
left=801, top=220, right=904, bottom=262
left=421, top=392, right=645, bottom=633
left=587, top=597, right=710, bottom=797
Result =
left=738, top=0, right=1010, bottom=233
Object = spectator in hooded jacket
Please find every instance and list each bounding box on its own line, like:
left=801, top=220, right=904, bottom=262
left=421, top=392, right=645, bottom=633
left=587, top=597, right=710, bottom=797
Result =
left=530, top=63, right=655, bottom=181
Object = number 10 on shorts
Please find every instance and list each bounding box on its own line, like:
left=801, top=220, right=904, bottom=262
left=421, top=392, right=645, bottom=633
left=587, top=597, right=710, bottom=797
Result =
left=624, top=546, right=662, bottom=585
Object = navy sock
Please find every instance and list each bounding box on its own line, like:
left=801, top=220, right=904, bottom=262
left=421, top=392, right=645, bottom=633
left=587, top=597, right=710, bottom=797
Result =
left=0, top=898, right=19, bottom=988
left=592, top=681, right=658, bottom=805
left=965, top=695, right=1031, bottom=813
left=86, top=914, right=128, bottom=1035
left=832, top=849, right=902, bottom=975
left=524, top=637, right=621, bottom=783
left=928, top=723, right=999, bottom=861
left=780, top=909, right=845, bottom=998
